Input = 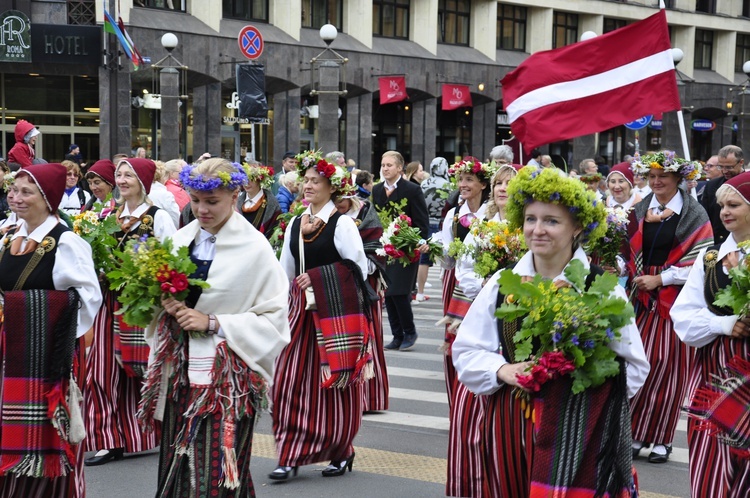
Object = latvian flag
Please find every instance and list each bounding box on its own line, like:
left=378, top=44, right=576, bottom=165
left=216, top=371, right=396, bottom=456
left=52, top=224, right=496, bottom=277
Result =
left=502, top=9, right=680, bottom=150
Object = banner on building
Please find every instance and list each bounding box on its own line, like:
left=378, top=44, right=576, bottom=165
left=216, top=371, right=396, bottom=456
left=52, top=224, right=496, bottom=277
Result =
left=379, top=76, right=408, bottom=105
left=442, top=84, right=472, bottom=111
left=237, top=63, right=268, bottom=122
left=0, top=10, right=32, bottom=63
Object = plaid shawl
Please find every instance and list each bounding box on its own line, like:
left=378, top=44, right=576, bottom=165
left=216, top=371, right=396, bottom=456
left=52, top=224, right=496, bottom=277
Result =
left=530, top=361, right=635, bottom=498
left=628, top=190, right=713, bottom=318
left=112, top=300, right=149, bottom=378
left=308, top=259, right=374, bottom=389
left=686, top=355, right=750, bottom=459
left=356, top=202, right=386, bottom=274
left=0, top=289, right=79, bottom=478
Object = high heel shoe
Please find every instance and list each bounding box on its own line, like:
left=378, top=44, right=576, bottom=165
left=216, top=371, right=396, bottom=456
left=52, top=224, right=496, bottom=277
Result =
left=268, top=465, right=298, bottom=480
left=321, top=453, right=355, bottom=477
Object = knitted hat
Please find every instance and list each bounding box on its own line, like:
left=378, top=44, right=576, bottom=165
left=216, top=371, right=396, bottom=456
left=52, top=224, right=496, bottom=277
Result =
left=69, top=144, right=79, bottom=152
left=117, top=158, right=155, bottom=194
left=17, top=163, right=67, bottom=212
left=87, top=159, right=116, bottom=187
left=606, top=162, right=635, bottom=189
left=724, top=171, right=750, bottom=205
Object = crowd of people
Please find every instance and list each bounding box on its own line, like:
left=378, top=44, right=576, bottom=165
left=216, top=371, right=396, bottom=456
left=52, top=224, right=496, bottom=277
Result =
left=0, top=115, right=747, bottom=497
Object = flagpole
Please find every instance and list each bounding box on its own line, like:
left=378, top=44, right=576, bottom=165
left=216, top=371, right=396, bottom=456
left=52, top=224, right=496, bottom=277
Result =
left=676, top=110, right=691, bottom=161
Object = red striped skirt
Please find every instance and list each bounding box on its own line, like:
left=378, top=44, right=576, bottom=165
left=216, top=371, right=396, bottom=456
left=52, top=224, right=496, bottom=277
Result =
left=688, top=337, right=750, bottom=498
left=272, top=286, right=364, bottom=466
left=446, top=379, right=487, bottom=497
left=84, top=290, right=160, bottom=452
left=363, top=276, right=388, bottom=412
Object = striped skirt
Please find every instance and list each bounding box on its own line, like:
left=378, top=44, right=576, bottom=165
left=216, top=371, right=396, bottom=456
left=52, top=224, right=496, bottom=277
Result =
left=363, top=282, right=389, bottom=412
left=446, top=380, right=487, bottom=497
left=84, top=290, right=160, bottom=452
left=442, top=269, right=458, bottom=406
left=483, top=385, right=533, bottom=497
left=156, top=383, right=257, bottom=498
left=630, top=274, right=692, bottom=445
left=272, top=286, right=364, bottom=466
left=688, top=337, right=750, bottom=498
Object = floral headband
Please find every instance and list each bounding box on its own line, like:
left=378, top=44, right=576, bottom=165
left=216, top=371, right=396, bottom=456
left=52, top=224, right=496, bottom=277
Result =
left=295, top=150, right=355, bottom=195
left=2, top=171, right=16, bottom=193
left=242, top=163, right=275, bottom=190
left=179, top=162, right=248, bottom=191
left=631, top=150, right=702, bottom=181
left=448, top=156, right=494, bottom=180
left=506, top=166, right=607, bottom=245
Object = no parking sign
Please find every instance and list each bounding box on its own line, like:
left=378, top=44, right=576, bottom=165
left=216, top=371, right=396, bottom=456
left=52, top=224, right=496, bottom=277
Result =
left=238, top=25, right=263, bottom=60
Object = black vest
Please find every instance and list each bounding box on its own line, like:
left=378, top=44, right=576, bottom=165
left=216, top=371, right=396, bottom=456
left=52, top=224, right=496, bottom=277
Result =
left=642, top=213, right=680, bottom=267
left=290, top=212, right=342, bottom=276
left=115, top=205, right=160, bottom=248
left=0, top=223, right=67, bottom=291
left=702, top=244, right=733, bottom=316
left=185, top=241, right=212, bottom=309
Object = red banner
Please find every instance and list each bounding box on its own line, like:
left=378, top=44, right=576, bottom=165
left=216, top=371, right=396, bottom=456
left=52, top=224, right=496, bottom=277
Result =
left=379, top=76, right=408, bottom=105
left=442, top=84, right=472, bottom=110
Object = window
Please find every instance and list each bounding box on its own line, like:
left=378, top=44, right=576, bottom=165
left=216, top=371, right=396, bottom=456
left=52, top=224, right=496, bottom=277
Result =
left=603, top=18, right=626, bottom=34
left=134, top=0, right=186, bottom=11
left=373, top=0, right=409, bottom=39
left=223, top=0, right=268, bottom=22
left=496, top=3, right=526, bottom=51
left=302, top=0, right=342, bottom=29
left=438, top=0, right=470, bottom=45
left=696, top=0, right=716, bottom=14
left=694, top=29, right=713, bottom=69
left=67, top=0, right=95, bottom=25
left=737, top=34, right=750, bottom=72
left=744, top=0, right=750, bottom=18
left=552, top=11, right=578, bottom=49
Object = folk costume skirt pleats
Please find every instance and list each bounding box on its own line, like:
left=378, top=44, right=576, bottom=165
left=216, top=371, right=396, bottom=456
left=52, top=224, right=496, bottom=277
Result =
left=630, top=269, right=691, bottom=446
left=442, top=269, right=458, bottom=405
left=482, top=385, right=533, bottom=498
left=156, top=383, right=257, bottom=498
left=362, top=283, right=388, bottom=412
left=272, top=286, right=364, bottom=466
left=84, top=290, right=160, bottom=452
left=688, top=337, right=750, bottom=498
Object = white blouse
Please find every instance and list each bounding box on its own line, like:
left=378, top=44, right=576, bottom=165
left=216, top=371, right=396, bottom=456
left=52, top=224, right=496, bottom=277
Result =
left=279, top=200, right=368, bottom=280
left=452, top=247, right=650, bottom=398
left=454, top=211, right=500, bottom=299
left=118, top=202, right=176, bottom=242
left=437, top=201, right=488, bottom=271
left=8, top=214, right=103, bottom=338
left=671, top=234, right=740, bottom=348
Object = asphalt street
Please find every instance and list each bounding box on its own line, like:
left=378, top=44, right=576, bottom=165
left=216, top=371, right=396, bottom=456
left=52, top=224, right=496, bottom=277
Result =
left=85, top=268, right=691, bottom=497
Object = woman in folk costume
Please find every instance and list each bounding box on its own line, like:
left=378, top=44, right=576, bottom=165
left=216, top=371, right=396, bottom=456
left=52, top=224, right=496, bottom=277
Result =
left=437, top=156, right=492, bottom=498
left=271, top=152, right=372, bottom=480
left=0, top=163, right=102, bottom=497
left=453, top=166, right=650, bottom=497
left=671, top=171, right=750, bottom=497
left=137, top=158, right=290, bottom=497
left=334, top=194, right=389, bottom=412
left=628, top=151, right=712, bottom=463
left=84, top=158, right=175, bottom=466
left=82, top=159, right=117, bottom=215
left=606, top=161, right=642, bottom=211
left=237, top=162, right=281, bottom=239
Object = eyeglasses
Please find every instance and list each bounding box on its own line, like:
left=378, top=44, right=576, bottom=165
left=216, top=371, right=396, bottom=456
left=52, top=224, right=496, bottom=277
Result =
left=718, top=161, right=742, bottom=171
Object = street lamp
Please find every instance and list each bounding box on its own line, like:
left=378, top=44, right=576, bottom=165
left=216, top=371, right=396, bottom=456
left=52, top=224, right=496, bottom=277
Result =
left=309, top=24, right=348, bottom=154
left=729, top=61, right=750, bottom=149
left=150, top=33, right=188, bottom=161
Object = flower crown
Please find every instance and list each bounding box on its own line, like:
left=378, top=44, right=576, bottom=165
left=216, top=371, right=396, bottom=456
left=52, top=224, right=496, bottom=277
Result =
left=449, top=156, right=494, bottom=180
left=242, top=163, right=275, bottom=190
left=630, top=150, right=702, bottom=181
left=579, top=172, right=603, bottom=183
left=179, top=162, right=248, bottom=191
left=2, top=171, right=16, bottom=193
left=295, top=150, right=355, bottom=195
left=506, top=166, right=607, bottom=245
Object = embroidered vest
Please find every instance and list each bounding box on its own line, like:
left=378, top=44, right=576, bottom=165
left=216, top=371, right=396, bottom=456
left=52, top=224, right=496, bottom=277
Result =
left=702, top=244, right=734, bottom=316
left=115, top=205, right=160, bottom=248
left=0, top=223, right=67, bottom=291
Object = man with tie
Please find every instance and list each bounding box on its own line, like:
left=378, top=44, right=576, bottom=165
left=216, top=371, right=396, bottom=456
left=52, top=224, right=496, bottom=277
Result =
left=701, top=145, right=745, bottom=244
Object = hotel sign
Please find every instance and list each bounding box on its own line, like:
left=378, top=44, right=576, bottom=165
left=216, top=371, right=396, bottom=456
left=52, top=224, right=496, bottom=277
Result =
left=31, top=24, right=101, bottom=65
left=0, top=10, right=32, bottom=63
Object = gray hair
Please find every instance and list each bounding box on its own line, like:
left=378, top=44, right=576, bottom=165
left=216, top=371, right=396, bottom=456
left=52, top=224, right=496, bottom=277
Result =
left=719, top=145, right=744, bottom=162
left=281, top=171, right=300, bottom=188
left=489, top=145, right=514, bottom=163
left=164, top=159, right=186, bottom=174
left=326, top=151, right=345, bottom=163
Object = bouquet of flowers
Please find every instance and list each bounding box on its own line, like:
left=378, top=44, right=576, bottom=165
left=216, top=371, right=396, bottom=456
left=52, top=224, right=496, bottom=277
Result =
left=72, top=200, right=120, bottom=274
left=714, top=240, right=750, bottom=317
left=107, top=236, right=209, bottom=328
left=495, top=259, right=634, bottom=394
left=448, top=219, right=526, bottom=279
left=376, top=214, right=442, bottom=266
left=268, top=202, right=307, bottom=259
left=584, top=207, right=630, bottom=268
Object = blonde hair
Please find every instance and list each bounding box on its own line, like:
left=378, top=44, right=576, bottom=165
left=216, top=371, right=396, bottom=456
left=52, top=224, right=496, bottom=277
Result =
left=115, top=160, right=151, bottom=206
left=485, top=167, right=518, bottom=219
left=61, top=160, right=81, bottom=179
left=405, top=161, right=421, bottom=181
left=382, top=150, right=404, bottom=168
left=153, top=160, right=167, bottom=183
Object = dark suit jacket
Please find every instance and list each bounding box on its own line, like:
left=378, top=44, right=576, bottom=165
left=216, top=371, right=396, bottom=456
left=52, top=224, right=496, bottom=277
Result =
left=700, top=176, right=727, bottom=244
left=372, top=179, right=429, bottom=296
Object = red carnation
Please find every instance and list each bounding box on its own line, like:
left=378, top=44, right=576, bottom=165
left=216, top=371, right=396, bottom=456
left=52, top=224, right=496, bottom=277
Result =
left=516, top=373, right=542, bottom=392
left=265, top=166, right=275, bottom=176
left=160, top=282, right=171, bottom=292
left=171, top=272, right=189, bottom=292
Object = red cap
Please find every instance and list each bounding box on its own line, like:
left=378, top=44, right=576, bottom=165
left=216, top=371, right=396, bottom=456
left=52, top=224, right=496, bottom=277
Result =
left=117, top=158, right=155, bottom=194
left=17, top=163, right=67, bottom=212
left=88, top=159, right=116, bottom=187
left=725, top=171, right=750, bottom=205
left=607, top=162, right=635, bottom=189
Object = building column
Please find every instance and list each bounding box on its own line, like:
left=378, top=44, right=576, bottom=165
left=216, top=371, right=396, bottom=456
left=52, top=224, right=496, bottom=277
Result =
left=471, top=105, right=485, bottom=158
left=159, top=67, right=180, bottom=161
left=423, top=98, right=437, bottom=163
left=572, top=135, right=596, bottom=166
left=99, top=67, right=132, bottom=159
left=356, top=95, right=373, bottom=170
left=192, top=82, right=222, bottom=157
left=412, top=100, right=426, bottom=163
left=273, top=88, right=301, bottom=163
left=318, top=62, right=340, bottom=154
left=346, top=95, right=359, bottom=164
left=483, top=102, right=496, bottom=158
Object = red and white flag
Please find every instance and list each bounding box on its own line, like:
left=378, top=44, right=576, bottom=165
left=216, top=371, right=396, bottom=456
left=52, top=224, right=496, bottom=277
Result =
left=379, top=76, right=408, bottom=105
left=502, top=9, right=680, bottom=150
left=442, top=84, right=472, bottom=110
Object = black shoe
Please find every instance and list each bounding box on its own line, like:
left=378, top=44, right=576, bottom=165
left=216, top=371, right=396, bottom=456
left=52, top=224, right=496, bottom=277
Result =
left=384, top=339, right=402, bottom=350
left=84, top=448, right=125, bottom=466
left=632, top=440, right=644, bottom=459
left=269, top=465, right=298, bottom=480
left=400, top=334, right=418, bottom=351
left=321, top=453, right=355, bottom=477
left=647, top=444, right=672, bottom=463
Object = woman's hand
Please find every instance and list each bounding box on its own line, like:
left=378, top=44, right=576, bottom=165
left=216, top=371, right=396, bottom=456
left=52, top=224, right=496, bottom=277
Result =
left=723, top=251, right=740, bottom=272
left=601, top=264, right=618, bottom=275
left=496, top=361, right=532, bottom=388
left=161, top=296, right=183, bottom=317
left=295, top=272, right=312, bottom=290
left=633, top=274, right=662, bottom=292
left=416, top=243, right=430, bottom=253
left=731, top=316, right=750, bottom=339
left=175, top=307, right=211, bottom=332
